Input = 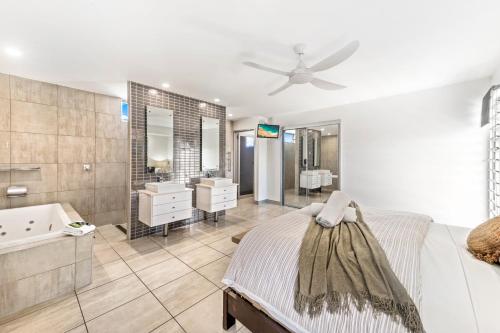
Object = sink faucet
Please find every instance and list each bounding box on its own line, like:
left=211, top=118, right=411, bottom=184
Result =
left=156, top=174, right=168, bottom=182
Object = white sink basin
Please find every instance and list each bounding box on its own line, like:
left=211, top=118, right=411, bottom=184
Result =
left=145, top=182, right=185, bottom=193
left=200, top=177, right=233, bottom=187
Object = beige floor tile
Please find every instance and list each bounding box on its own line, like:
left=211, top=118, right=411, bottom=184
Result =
left=109, top=237, right=160, bottom=258
left=150, top=319, right=184, bottom=333
left=123, top=248, right=173, bottom=272
left=176, top=290, right=240, bottom=333
left=214, top=224, right=248, bottom=237
left=86, top=293, right=171, bottom=333
left=0, top=295, right=83, bottom=333
left=238, top=326, right=252, bottom=333
left=77, top=259, right=132, bottom=293
left=78, top=274, right=148, bottom=321
left=207, top=237, right=238, bottom=255
left=67, top=325, right=88, bottom=333
left=197, top=257, right=232, bottom=288
left=97, top=224, right=127, bottom=242
left=93, top=244, right=120, bottom=267
left=191, top=229, right=228, bottom=244
left=152, top=271, right=218, bottom=316
left=136, top=257, right=192, bottom=290
left=177, top=246, right=225, bottom=269
left=154, top=237, right=205, bottom=256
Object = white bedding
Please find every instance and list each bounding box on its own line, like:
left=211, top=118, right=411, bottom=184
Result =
left=223, top=207, right=431, bottom=333
left=223, top=207, right=500, bottom=333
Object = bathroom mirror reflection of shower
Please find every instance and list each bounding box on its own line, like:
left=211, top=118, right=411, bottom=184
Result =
left=282, top=122, right=340, bottom=208
left=146, top=106, right=174, bottom=174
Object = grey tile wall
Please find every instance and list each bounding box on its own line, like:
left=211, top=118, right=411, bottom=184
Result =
left=128, top=81, right=226, bottom=239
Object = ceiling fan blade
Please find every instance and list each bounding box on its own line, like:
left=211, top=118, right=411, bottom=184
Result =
left=310, top=40, right=360, bottom=72
left=310, top=78, right=346, bottom=90
left=243, top=61, right=290, bottom=76
left=268, top=81, right=293, bottom=96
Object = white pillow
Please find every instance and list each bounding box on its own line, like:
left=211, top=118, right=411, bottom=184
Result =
left=343, top=206, right=357, bottom=222
left=316, top=191, right=351, bottom=228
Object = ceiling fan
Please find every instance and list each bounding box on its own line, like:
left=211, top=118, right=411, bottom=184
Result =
left=243, top=40, right=359, bottom=96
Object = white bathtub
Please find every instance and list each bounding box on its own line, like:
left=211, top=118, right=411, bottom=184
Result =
left=0, top=203, right=71, bottom=250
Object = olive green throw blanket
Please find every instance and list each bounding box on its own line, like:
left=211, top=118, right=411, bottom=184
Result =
left=294, top=204, right=424, bottom=333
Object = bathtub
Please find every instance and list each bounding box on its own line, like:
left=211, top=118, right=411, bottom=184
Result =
left=0, top=203, right=70, bottom=250
left=0, top=203, right=93, bottom=320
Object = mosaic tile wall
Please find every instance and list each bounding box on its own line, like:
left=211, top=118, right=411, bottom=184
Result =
left=128, top=81, right=226, bottom=239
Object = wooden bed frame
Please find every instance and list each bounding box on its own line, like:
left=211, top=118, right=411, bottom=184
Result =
left=223, top=287, right=291, bottom=333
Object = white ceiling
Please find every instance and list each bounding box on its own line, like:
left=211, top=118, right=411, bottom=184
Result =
left=1, top=0, right=500, bottom=119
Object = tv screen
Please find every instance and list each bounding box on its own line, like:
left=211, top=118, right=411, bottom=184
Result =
left=257, top=124, right=280, bottom=139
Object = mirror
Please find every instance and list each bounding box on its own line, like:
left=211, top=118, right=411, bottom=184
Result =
left=146, top=106, right=173, bottom=173
left=201, top=116, right=220, bottom=171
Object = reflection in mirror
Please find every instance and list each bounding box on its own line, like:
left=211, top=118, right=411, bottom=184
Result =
left=146, top=106, right=174, bottom=173
left=201, top=116, right=220, bottom=171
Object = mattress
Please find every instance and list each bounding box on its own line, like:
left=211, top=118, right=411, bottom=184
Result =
left=224, top=208, right=500, bottom=333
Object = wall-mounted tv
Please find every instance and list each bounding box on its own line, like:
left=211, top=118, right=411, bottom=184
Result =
left=257, top=124, right=280, bottom=139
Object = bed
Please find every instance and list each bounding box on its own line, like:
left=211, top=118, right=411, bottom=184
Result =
left=222, top=206, right=500, bottom=333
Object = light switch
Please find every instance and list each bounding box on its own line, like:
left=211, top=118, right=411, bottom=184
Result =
left=83, top=164, right=91, bottom=171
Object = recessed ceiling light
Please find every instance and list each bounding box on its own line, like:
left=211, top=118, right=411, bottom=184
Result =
left=321, top=128, right=325, bottom=131
left=214, top=98, right=220, bottom=103
left=328, top=133, right=331, bottom=135
left=199, top=102, right=207, bottom=108
left=4, top=47, right=23, bottom=57
left=162, top=83, right=170, bottom=89
left=148, top=89, right=158, bottom=95
left=228, top=113, right=233, bottom=117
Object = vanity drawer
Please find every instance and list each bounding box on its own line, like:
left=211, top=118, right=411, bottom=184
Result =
left=153, top=200, right=192, bottom=216
left=211, top=199, right=237, bottom=212
left=150, top=208, right=192, bottom=227
left=211, top=185, right=237, bottom=196
left=153, top=191, right=192, bottom=205
left=212, top=191, right=237, bottom=204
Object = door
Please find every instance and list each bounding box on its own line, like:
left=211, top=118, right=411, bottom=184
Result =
left=239, top=135, right=254, bottom=195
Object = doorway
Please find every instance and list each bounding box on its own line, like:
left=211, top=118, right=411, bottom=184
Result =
left=234, top=130, right=255, bottom=197
left=282, top=122, right=340, bottom=208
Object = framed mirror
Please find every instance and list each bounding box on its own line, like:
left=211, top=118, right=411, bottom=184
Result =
left=146, top=106, right=174, bottom=173
left=201, top=116, right=220, bottom=171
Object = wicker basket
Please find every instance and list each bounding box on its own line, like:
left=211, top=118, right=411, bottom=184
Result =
left=467, top=216, right=500, bottom=264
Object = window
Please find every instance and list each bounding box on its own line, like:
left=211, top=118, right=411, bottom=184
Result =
left=121, top=100, right=129, bottom=122
left=488, top=86, right=500, bottom=217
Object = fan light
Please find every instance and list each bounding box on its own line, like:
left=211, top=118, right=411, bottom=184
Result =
left=214, top=98, right=220, bottom=103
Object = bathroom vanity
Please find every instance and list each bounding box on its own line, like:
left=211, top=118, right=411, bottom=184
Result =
left=138, top=182, right=193, bottom=228
left=196, top=178, right=238, bottom=221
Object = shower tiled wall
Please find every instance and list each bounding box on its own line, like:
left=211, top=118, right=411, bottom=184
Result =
left=0, top=73, right=128, bottom=226
left=128, top=81, right=226, bottom=239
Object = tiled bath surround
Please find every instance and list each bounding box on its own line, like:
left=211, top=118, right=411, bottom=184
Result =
left=128, top=81, right=226, bottom=239
left=0, top=73, right=127, bottom=226
left=0, top=204, right=93, bottom=320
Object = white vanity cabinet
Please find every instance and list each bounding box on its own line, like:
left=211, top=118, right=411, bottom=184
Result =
left=318, top=170, right=333, bottom=186
left=300, top=171, right=321, bottom=189
left=138, top=188, right=193, bottom=227
left=196, top=184, right=238, bottom=213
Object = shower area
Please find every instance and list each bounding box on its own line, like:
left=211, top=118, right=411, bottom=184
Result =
left=282, top=122, right=340, bottom=208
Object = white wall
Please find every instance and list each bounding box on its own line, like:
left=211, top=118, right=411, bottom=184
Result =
left=492, top=66, right=500, bottom=85
left=268, top=78, right=490, bottom=227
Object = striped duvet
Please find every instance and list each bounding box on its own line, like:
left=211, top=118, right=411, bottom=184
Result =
left=223, top=207, right=431, bottom=333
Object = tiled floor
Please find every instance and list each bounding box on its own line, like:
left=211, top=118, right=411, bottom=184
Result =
left=0, top=198, right=295, bottom=333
